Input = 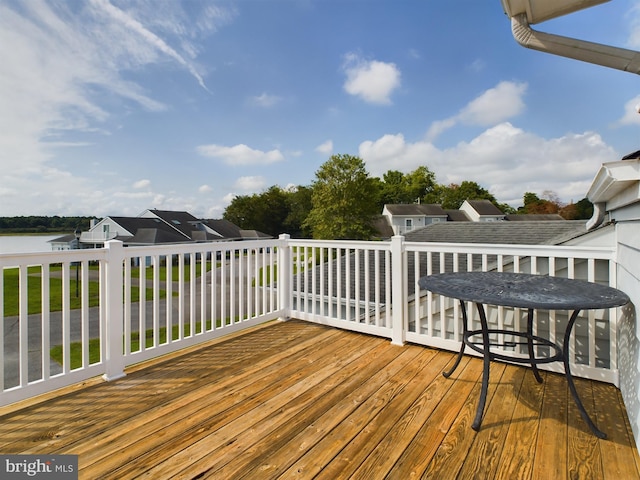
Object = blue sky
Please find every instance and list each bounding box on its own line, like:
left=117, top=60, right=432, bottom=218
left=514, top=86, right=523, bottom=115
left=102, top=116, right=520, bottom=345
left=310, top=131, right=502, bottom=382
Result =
left=2, top=0, right=640, bottom=218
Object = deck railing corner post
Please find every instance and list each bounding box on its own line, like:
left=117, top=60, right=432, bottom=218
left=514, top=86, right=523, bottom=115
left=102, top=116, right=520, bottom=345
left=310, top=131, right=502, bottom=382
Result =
left=390, top=235, right=406, bottom=346
left=278, top=234, right=292, bottom=320
left=103, top=240, right=126, bottom=381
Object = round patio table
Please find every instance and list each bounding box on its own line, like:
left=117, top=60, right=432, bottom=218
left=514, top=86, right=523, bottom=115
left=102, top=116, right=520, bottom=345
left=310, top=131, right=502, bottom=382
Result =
left=418, top=271, right=629, bottom=439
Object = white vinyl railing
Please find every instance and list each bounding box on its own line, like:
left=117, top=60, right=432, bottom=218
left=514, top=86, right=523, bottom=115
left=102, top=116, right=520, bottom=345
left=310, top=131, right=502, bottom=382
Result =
left=1, top=239, right=283, bottom=406
left=1, top=234, right=622, bottom=406
left=286, top=236, right=622, bottom=385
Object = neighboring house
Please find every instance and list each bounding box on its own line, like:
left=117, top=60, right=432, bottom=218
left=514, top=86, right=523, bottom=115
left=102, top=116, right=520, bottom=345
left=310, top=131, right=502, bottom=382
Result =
left=459, top=199, right=505, bottom=222
left=382, top=204, right=448, bottom=235
left=382, top=199, right=565, bottom=236
left=80, top=216, right=194, bottom=248
left=48, top=233, right=80, bottom=251
left=71, top=209, right=269, bottom=249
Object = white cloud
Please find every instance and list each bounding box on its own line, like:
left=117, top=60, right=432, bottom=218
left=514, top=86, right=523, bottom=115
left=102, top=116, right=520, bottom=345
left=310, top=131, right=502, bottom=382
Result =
left=133, top=179, right=151, bottom=189
left=426, top=81, right=527, bottom=141
left=0, top=0, right=233, bottom=206
left=196, top=143, right=285, bottom=165
left=615, top=95, right=640, bottom=126
left=468, top=58, right=486, bottom=73
left=89, top=0, right=214, bottom=91
left=626, top=2, right=640, bottom=49
left=199, top=184, right=212, bottom=193
left=459, top=81, right=527, bottom=126
left=342, top=52, right=401, bottom=105
left=235, top=176, right=265, bottom=191
left=315, top=140, right=333, bottom=154
left=360, top=122, right=616, bottom=206
left=250, top=92, right=282, bottom=107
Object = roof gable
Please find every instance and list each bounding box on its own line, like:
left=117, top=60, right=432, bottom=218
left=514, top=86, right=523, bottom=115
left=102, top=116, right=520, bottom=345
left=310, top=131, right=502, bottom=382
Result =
left=462, top=199, right=504, bottom=216
left=143, top=209, right=200, bottom=238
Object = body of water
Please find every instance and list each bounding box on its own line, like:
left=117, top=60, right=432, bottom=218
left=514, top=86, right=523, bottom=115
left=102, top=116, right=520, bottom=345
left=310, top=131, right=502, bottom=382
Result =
left=0, top=235, right=61, bottom=254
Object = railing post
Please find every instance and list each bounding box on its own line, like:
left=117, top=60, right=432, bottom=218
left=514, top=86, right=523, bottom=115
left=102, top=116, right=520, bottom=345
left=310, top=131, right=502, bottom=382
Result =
left=278, top=234, right=291, bottom=320
left=390, top=235, right=406, bottom=346
left=103, top=240, right=126, bottom=381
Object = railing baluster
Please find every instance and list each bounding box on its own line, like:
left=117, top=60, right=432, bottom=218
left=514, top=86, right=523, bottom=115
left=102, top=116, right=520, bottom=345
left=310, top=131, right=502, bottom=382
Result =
left=80, top=260, right=89, bottom=367
left=166, top=255, right=173, bottom=339
left=178, top=253, right=185, bottom=338
left=201, top=251, right=207, bottom=330
left=41, top=264, right=50, bottom=379
left=311, top=247, right=317, bottom=316
left=152, top=255, right=160, bottom=347
left=344, top=248, right=352, bottom=322
left=62, top=262, right=71, bottom=375
left=124, top=259, right=132, bottom=353
left=139, top=257, right=146, bottom=350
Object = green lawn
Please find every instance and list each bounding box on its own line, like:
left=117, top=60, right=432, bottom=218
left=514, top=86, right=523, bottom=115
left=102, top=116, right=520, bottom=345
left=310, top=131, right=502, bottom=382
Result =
left=2, top=262, right=211, bottom=316
left=49, top=318, right=227, bottom=369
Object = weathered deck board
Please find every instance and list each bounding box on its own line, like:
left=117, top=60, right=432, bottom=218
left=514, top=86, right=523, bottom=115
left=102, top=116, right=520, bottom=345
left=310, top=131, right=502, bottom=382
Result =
left=0, top=319, right=639, bottom=480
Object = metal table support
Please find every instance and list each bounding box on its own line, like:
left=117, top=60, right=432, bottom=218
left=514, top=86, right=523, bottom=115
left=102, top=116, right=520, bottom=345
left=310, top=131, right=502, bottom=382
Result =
left=418, top=272, right=629, bottom=439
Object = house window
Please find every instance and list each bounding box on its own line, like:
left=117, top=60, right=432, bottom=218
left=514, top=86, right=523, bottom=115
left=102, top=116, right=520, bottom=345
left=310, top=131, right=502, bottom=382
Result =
left=405, top=219, right=413, bottom=229
left=103, top=224, right=109, bottom=235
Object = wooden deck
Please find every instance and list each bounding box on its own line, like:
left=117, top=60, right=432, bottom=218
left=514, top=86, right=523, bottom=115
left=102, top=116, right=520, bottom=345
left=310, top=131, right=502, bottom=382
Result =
left=1, top=319, right=639, bottom=479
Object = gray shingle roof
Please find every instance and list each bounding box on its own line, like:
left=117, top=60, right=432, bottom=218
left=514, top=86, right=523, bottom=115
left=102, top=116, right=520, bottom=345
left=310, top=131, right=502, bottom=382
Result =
left=384, top=204, right=447, bottom=216
left=404, top=220, right=587, bottom=245
left=505, top=214, right=565, bottom=221
left=147, top=209, right=200, bottom=238
left=465, top=199, right=504, bottom=216
left=444, top=210, right=471, bottom=222
left=202, top=219, right=243, bottom=239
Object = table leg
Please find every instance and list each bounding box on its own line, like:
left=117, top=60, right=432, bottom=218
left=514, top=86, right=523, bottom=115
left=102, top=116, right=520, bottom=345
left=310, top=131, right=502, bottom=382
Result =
left=443, top=299, right=468, bottom=378
left=527, top=308, right=543, bottom=383
left=472, top=302, right=491, bottom=432
left=563, top=309, right=606, bottom=439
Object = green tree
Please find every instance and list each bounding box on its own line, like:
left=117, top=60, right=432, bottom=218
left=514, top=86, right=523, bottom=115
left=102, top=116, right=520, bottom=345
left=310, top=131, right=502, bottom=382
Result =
left=378, top=166, right=437, bottom=208
left=405, top=166, right=437, bottom=203
left=573, top=197, right=594, bottom=220
left=303, top=154, right=379, bottom=240
left=223, top=186, right=289, bottom=237
left=379, top=170, right=406, bottom=205
left=284, top=185, right=313, bottom=238
left=425, top=181, right=498, bottom=209
left=518, top=191, right=560, bottom=215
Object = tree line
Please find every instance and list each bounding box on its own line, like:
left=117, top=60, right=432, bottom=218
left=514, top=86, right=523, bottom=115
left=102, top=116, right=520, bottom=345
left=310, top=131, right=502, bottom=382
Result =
left=0, top=216, right=93, bottom=234
left=224, top=154, right=594, bottom=240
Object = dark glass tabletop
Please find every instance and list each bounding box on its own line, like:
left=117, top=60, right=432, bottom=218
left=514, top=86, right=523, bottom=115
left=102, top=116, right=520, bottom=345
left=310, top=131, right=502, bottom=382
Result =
left=418, top=271, right=629, bottom=311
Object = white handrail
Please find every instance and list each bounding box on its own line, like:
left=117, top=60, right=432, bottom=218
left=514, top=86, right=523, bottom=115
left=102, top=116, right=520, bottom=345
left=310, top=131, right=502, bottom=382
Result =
left=0, top=236, right=622, bottom=406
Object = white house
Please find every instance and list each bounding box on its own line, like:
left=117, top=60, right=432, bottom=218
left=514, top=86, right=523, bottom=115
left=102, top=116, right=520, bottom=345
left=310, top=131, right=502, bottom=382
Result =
left=459, top=199, right=505, bottom=222
left=382, top=204, right=450, bottom=235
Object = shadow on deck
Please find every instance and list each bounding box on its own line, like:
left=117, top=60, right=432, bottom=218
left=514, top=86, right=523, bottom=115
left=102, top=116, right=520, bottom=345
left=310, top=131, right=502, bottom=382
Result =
left=1, top=319, right=639, bottom=479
